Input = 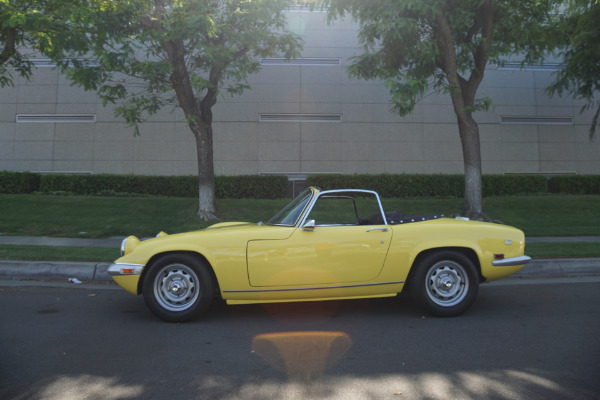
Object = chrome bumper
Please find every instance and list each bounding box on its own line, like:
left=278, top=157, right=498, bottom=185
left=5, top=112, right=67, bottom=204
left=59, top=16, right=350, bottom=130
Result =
left=492, top=255, right=532, bottom=267
left=107, top=263, right=145, bottom=276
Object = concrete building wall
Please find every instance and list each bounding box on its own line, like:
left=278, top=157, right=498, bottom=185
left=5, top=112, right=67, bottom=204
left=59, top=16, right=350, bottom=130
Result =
left=1, top=9, right=598, bottom=177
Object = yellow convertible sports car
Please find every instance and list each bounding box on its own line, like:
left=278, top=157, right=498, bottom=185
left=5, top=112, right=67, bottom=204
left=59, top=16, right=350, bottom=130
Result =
left=107, top=187, right=530, bottom=322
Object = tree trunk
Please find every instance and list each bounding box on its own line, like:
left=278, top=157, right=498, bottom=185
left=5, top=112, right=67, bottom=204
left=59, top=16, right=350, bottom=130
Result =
left=158, top=34, right=218, bottom=221
left=456, top=114, right=486, bottom=220
left=433, top=4, right=492, bottom=221
left=193, top=122, right=216, bottom=221
left=0, top=27, right=17, bottom=66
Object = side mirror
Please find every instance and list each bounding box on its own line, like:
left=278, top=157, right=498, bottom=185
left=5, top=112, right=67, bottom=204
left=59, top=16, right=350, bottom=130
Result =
left=302, top=219, right=316, bottom=231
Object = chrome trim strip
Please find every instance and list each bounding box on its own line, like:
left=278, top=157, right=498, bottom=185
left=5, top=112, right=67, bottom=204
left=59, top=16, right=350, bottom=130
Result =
left=107, top=263, right=145, bottom=276
left=492, top=255, right=532, bottom=267
left=222, top=280, right=404, bottom=293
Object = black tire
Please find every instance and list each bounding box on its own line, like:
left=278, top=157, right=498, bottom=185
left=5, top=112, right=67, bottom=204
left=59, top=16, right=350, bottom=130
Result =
left=410, top=251, right=479, bottom=317
left=142, top=254, right=215, bottom=322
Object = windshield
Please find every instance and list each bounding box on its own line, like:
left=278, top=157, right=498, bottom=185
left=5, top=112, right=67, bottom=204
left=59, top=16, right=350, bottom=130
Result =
left=266, top=188, right=314, bottom=226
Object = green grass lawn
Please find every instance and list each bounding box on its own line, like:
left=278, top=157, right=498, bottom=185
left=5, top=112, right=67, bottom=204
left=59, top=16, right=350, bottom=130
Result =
left=525, top=242, right=600, bottom=259
left=0, top=195, right=290, bottom=238
left=1, top=193, right=599, bottom=260
left=0, top=245, right=119, bottom=262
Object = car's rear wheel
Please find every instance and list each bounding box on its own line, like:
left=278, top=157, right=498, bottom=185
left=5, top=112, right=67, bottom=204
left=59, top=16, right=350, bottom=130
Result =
left=411, top=251, right=479, bottom=317
left=142, top=254, right=214, bottom=322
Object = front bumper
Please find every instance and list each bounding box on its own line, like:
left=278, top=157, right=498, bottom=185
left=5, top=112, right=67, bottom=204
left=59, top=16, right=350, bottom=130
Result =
left=107, top=263, right=145, bottom=276
left=492, top=255, right=532, bottom=267
left=107, top=263, right=145, bottom=295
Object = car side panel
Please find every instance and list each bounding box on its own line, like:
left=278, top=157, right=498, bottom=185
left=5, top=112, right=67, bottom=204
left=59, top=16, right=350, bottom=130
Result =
left=381, top=219, right=527, bottom=284
left=113, top=224, right=295, bottom=294
left=246, top=225, right=392, bottom=286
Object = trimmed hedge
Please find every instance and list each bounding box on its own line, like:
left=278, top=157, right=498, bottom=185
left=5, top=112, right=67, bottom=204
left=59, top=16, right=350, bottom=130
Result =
left=0, top=172, right=287, bottom=199
left=548, top=175, right=600, bottom=194
left=307, top=174, right=464, bottom=197
left=2, top=171, right=599, bottom=197
left=307, top=174, right=548, bottom=197
left=0, top=171, right=40, bottom=194
left=39, top=174, right=198, bottom=197
left=216, top=175, right=287, bottom=199
left=482, top=174, right=548, bottom=196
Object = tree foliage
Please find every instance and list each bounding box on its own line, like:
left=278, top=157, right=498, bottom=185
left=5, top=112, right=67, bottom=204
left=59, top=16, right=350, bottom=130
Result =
left=324, top=0, right=557, bottom=114
left=0, top=0, right=86, bottom=87
left=548, top=0, right=600, bottom=140
left=63, top=0, right=302, bottom=219
left=66, top=1, right=300, bottom=126
left=321, top=0, right=559, bottom=218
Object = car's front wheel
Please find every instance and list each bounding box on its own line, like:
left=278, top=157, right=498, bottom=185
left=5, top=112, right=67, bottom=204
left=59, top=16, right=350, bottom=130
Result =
left=142, top=254, right=215, bottom=322
left=411, top=251, right=479, bottom=317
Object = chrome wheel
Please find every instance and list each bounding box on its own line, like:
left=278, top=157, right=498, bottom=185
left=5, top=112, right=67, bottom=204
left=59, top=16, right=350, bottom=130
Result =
left=411, top=251, right=479, bottom=317
left=425, top=261, right=469, bottom=307
left=143, top=254, right=215, bottom=322
left=153, top=264, right=200, bottom=312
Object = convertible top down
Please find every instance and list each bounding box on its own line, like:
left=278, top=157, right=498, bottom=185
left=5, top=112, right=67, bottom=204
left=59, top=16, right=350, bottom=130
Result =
left=108, top=187, right=531, bottom=322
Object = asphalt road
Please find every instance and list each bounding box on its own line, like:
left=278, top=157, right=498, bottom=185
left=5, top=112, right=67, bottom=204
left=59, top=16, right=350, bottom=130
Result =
left=0, top=279, right=599, bottom=400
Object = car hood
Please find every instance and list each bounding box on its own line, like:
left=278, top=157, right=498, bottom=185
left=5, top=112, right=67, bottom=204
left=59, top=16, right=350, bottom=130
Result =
left=118, top=222, right=296, bottom=261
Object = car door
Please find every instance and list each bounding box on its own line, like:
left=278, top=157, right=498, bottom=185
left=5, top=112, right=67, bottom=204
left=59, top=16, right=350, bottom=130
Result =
left=247, top=192, right=392, bottom=287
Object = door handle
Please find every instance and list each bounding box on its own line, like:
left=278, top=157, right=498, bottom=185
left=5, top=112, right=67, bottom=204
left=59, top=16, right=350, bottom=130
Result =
left=366, top=227, right=388, bottom=232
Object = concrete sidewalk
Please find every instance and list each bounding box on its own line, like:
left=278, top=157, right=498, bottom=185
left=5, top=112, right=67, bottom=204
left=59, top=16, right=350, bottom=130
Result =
left=0, top=235, right=599, bottom=283
left=0, top=235, right=122, bottom=283
left=0, top=235, right=125, bottom=248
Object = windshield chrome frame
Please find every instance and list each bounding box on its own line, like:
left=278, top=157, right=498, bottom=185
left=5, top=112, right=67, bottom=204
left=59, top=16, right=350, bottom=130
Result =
left=297, top=188, right=388, bottom=228
left=265, top=187, right=317, bottom=227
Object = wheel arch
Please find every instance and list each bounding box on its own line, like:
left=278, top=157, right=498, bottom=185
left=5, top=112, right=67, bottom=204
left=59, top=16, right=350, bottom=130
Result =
left=405, top=247, right=483, bottom=290
left=137, top=251, right=221, bottom=297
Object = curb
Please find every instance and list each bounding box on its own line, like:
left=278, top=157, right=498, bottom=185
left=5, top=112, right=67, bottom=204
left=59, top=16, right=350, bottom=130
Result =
left=0, top=260, right=113, bottom=282
left=1, top=258, right=600, bottom=283
left=512, top=258, right=600, bottom=279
